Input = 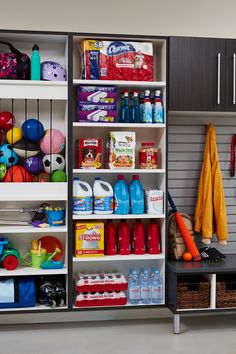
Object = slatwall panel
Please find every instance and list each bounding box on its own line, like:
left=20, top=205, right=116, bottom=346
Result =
left=168, top=113, right=236, bottom=253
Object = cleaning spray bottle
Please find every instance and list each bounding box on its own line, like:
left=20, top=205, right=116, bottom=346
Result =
left=129, top=90, right=140, bottom=123
left=142, top=90, right=152, bottom=123
left=153, top=90, right=164, bottom=123
left=120, top=90, right=130, bottom=123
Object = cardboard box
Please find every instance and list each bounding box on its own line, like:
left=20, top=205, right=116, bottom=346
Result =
left=75, top=222, right=104, bottom=257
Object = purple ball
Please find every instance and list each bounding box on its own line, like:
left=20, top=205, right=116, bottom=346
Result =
left=24, top=156, right=43, bottom=175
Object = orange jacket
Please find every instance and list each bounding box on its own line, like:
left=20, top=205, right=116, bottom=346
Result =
left=194, top=124, right=228, bottom=243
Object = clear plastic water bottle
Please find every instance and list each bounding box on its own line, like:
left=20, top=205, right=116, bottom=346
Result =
left=127, top=269, right=140, bottom=304
left=151, top=268, right=163, bottom=304
left=140, top=269, right=152, bottom=304
left=127, top=268, right=135, bottom=282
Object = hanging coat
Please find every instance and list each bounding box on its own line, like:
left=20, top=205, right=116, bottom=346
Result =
left=194, top=123, right=228, bottom=243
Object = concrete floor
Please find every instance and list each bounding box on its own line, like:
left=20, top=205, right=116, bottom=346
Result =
left=1, top=316, right=236, bottom=354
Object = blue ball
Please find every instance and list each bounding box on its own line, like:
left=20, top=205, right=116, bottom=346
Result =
left=24, top=156, right=43, bottom=175
left=0, top=144, right=19, bottom=167
left=22, top=119, right=44, bottom=142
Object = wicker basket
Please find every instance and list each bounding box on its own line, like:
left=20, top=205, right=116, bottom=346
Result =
left=216, top=281, right=236, bottom=308
left=177, top=278, right=210, bottom=309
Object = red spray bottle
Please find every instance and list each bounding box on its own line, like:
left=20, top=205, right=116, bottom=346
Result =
left=132, top=219, right=145, bottom=254
left=105, top=220, right=117, bottom=255
left=147, top=220, right=160, bottom=254
left=117, top=220, right=131, bottom=255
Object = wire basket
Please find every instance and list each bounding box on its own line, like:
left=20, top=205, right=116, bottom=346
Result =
left=177, top=276, right=210, bottom=309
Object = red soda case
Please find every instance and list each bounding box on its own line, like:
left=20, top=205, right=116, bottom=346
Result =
left=105, top=220, right=117, bottom=255
left=132, top=219, right=145, bottom=255
left=147, top=221, right=160, bottom=254
left=117, top=220, right=131, bottom=255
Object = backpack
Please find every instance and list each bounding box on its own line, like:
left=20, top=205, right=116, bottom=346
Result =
left=168, top=211, right=194, bottom=260
left=0, top=41, right=30, bottom=80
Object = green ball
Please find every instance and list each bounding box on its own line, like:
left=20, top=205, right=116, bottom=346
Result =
left=0, top=163, right=7, bottom=181
left=51, top=170, right=67, bottom=182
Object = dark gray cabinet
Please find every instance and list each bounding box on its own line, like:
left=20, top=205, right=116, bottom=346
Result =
left=169, top=36, right=235, bottom=112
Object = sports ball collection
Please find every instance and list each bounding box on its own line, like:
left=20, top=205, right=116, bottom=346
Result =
left=0, top=112, right=67, bottom=183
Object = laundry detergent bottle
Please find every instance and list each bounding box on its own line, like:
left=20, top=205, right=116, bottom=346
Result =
left=93, top=177, right=114, bottom=214
left=105, top=220, right=117, bottom=255
left=132, top=219, right=145, bottom=254
left=73, top=178, right=93, bottom=215
left=129, top=175, right=144, bottom=214
left=114, top=175, right=130, bottom=215
left=117, top=220, right=131, bottom=255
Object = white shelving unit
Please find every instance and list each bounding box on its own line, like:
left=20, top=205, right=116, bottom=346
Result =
left=72, top=34, right=167, bottom=309
left=0, top=31, right=69, bottom=312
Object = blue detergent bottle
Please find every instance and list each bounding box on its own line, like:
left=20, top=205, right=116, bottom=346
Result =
left=129, top=175, right=144, bottom=214
left=120, top=90, right=130, bottom=123
left=114, top=175, right=130, bottom=214
left=129, top=90, right=140, bottom=123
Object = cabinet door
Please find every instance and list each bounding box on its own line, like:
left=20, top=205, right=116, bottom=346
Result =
left=226, top=40, right=236, bottom=111
left=169, top=37, right=226, bottom=111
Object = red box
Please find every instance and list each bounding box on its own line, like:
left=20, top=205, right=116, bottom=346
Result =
left=76, top=138, right=102, bottom=169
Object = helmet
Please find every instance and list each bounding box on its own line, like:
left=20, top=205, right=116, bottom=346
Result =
left=41, top=61, right=66, bottom=81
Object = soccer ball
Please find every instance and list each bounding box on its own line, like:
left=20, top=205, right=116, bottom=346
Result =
left=42, top=154, right=65, bottom=174
left=0, top=144, right=19, bottom=167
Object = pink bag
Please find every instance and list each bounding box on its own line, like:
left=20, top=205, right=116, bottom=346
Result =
left=0, top=41, right=30, bottom=80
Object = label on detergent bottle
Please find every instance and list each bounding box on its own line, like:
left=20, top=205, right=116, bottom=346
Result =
left=73, top=196, right=92, bottom=212
left=94, top=196, right=114, bottom=212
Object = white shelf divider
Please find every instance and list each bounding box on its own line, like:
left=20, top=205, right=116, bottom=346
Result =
left=73, top=122, right=165, bottom=129
left=73, top=169, right=165, bottom=174
left=73, top=254, right=165, bottom=262
left=0, top=183, right=67, bottom=201
left=73, top=214, right=165, bottom=220
left=0, top=80, right=68, bottom=100
left=0, top=225, right=67, bottom=234
left=73, top=79, right=166, bottom=88
left=0, top=266, right=67, bottom=277
left=0, top=305, right=68, bottom=312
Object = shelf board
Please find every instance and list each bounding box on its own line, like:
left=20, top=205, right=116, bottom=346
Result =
left=73, top=214, right=165, bottom=220
left=73, top=254, right=165, bottom=262
left=73, top=168, right=165, bottom=174
left=0, top=266, right=67, bottom=277
left=73, top=122, right=165, bottom=128
left=73, top=302, right=164, bottom=309
left=0, top=305, right=68, bottom=312
left=0, top=80, right=68, bottom=100
left=73, top=79, right=166, bottom=88
left=0, top=183, right=67, bottom=201
left=0, top=225, right=67, bottom=234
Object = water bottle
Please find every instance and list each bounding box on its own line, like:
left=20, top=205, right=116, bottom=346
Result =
left=151, top=268, right=163, bottom=304
left=128, top=269, right=140, bottom=304
left=31, top=44, right=41, bottom=80
left=140, top=269, right=152, bottom=304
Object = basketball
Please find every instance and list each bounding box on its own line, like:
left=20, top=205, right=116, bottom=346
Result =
left=40, top=129, right=65, bottom=154
left=4, top=165, right=33, bottom=182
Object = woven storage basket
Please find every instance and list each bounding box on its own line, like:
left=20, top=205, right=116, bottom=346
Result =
left=216, top=282, right=236, bottom=308
left=177, top=280, right=210, bottom=309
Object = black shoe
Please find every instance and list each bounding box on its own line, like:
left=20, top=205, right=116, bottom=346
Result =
left=199, top=246, right=225, bottom=262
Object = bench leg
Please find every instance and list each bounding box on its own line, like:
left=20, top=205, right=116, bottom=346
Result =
left=173, top=314, right=180, bottom=334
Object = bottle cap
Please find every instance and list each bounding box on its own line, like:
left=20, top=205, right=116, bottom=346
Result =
left=141, top=142, right=155, bottom=147
left=73, top=177, right=80, bottom=181
left=32, top=44, right=39, bottom=51
left=144, top=90, right=150, bottom=96
left=133, top=90, right=139, bottom=96
left=118, top=175, right=124, bottom=180
left=95, top=177, right=101, bottom=180
left=133, top=175, right=139, bottom=180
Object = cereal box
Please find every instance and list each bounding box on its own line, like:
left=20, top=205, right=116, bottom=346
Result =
left=75, top=222, right=104, bottom=257
left=77, top=138, right=102, bottom=169
left=80, top=40, right=153, bottom=81
left=107, top=131, right=136, bottom=169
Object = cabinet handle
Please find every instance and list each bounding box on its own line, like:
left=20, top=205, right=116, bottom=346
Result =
left=233, top=53, right=236, bottom=105
left=217, top=53, right=221, bottom=105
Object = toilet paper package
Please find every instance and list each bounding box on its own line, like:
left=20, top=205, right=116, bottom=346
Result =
left=80, top=40, right=154, bottom=81
left=78, top=85, right=117, bottom=104
left=75, top=222, right=104, bottom=257
left=78, top=103, right=117, bottom=123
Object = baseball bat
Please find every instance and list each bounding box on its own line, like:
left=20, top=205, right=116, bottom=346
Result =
left=168, top=191, right=201, bottom=261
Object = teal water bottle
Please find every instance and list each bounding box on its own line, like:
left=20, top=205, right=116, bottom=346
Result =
left=31, top=44, right=41, bottom=80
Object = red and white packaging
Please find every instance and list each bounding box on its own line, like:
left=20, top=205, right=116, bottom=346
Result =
left=75, top=272, right=128, bottom=293
left=80, top=40, right=153, bottom=81
left=145, top=190, right=164, bottom=214
left=75, top=291, right=127, bottom=307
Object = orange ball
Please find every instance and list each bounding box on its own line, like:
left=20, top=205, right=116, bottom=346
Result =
left=182, top=252, right=193, bottom=262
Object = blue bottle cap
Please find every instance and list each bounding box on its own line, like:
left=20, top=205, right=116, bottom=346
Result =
left=95, top=177, right=101, bottom=180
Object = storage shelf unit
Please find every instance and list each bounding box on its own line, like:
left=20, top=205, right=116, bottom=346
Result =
left=0, top=225, right=67, bottom=234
